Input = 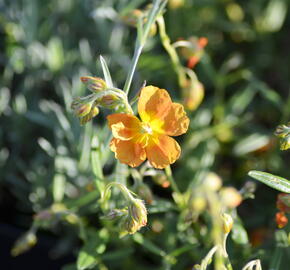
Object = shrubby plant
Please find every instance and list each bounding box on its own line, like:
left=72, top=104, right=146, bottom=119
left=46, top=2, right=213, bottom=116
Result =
left=2, top=0, right=290, bottom=269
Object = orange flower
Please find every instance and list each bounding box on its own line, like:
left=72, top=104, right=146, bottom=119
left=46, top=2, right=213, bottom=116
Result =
left=107, top=86, right=189, bottom=169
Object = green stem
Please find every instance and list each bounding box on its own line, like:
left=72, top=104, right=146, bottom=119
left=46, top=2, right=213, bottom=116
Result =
left=200, top=246, right=218, bottom=270
left=157, top=16, right=187, bottom=88
left=165, top=165, right=181, bottom=194
left=123, top=0, right=166, bottom=95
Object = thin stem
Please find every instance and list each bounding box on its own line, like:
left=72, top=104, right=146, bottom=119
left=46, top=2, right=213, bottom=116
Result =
left=123, top=0, right=166, bottom=95
left=200, top=245, right=218, bottom=270
left=157, top=15, right=187, bottom=88
left=124, top=46, right=143, bottom=95
left=165, top=165, right=181, bottom=194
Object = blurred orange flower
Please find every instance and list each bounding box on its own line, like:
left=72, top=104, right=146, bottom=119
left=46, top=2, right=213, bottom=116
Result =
left=108, top=86, right=189, bottom=169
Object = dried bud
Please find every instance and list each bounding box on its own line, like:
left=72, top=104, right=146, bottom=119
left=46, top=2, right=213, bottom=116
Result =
left=276, top=212, right=288, bottom=229
left=80, top=76, right=107, bottom=93
left=221, top=213, right=233, bottom=234
left=11, top=231, right=37, bottom=256
left=183, top=80, right=204, bottom=111
left=220, top=187, right=242, bottom=208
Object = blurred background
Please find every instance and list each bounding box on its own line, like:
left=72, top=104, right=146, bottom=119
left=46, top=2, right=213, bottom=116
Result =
left=1, top=0, right=290, bottom=269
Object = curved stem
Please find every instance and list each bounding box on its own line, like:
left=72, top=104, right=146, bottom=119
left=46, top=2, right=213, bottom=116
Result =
left=165, top=165, right=181, bottom=194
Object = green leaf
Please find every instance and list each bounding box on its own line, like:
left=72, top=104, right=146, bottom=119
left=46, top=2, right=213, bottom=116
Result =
left=77, top=249, right=97, bottom=270
left=77, top=230, right=107, bottom=270
left=233, top=134, right=270, bottom=156
left=99, top=55, right=113, bottom=88
left=248, top=170, right=290, bottom=193
left=231, top=222, right=249, bottom=245
left=133, top=233, right=166, bottom=257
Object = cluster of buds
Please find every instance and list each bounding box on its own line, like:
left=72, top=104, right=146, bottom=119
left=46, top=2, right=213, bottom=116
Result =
left=275, top=193, right=290, bottom=228
left=275, top=122, right=290, bottom=150
left=174, top=36, right=208, bottom=69
left=72, top=76, right=132, bottom=125
left=124, top=198, right=148, bottom=234
left=102, top=182, right=148, bottom=235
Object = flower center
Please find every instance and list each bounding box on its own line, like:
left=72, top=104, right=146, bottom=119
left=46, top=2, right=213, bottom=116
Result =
left=140, top=122, right=153, bottom=135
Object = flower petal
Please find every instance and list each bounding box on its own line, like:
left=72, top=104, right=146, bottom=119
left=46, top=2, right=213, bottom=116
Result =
left=163, top=103, right=190, bottom=136
left=138, top=86, right=172, bottom=123
left=145, top=135, right=181, bottom=169
left=107, top=113, right=141, bottom=140
left=110, top=138, right=146, bottom=167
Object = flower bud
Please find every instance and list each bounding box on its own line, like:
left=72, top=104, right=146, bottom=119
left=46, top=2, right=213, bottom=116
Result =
left=79, top=105, right=99, bottom=125
left=71, top=97, right=92, bottom=117
left=121, top=9, right=143, bottom=27
left=276, top=212, right=288, bottom=228
left=203, top=172, right=222, bottom=191
left=178, top=36, right=208, bottom=68
left=11, top=231, right=37, bottom=256
left=221, top=213, right=233, bottom=234
left=80, top=76, right=107, bottom=93
left=169, top=0, right=185, bottom=9
left=124, top=216, right=139, bottom=234
left=99, top=94, right=120, bottom=109
left=220, top=187, right=242, bottom=208
left=129, top=199, right=147, bottom=227
left=183, top=80, right=204, bottom=111
left=279, top=135, right=290, bottom=151
left=190, top=195, right=207, bottom=213
left=277, top=193, right=290, bottom=213
left=152, top=173, right=170, bottom=188
left=122, top=198, right=147, bottom=234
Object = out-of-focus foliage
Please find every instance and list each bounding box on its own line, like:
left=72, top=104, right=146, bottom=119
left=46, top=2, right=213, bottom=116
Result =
left=1, top=0, right=290, bottom=269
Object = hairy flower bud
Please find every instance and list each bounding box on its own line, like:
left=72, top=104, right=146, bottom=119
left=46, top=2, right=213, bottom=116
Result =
left=79, top=105, right=99, bottom=125
left=80, top=76, right=107, bottom=93
left=122, top=199, right=147, bottom=234
left=71, top=97, right=93, bottom=117
left=129, top=199, right=147, bottom=226
left=221, top=213, right=233, bottom=234
left=99, top=94, right=120, bottom=109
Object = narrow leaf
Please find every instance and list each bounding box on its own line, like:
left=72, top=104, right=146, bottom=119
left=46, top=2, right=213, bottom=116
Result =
left=99, top=55, right=113, bottom=87
left=248, top=170, right=290, bottom=193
